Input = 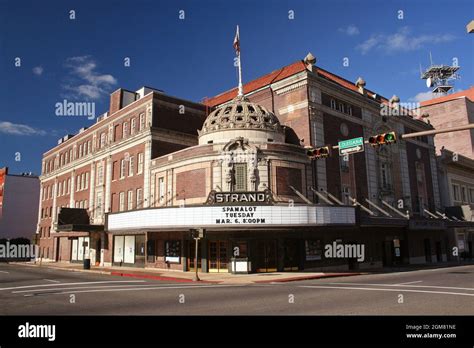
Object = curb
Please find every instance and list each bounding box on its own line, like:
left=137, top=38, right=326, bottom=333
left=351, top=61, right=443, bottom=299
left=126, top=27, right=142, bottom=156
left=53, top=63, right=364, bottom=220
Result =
left=109, top=271, right=219, bottom=283
left=253, top=272, right=364, bottom=283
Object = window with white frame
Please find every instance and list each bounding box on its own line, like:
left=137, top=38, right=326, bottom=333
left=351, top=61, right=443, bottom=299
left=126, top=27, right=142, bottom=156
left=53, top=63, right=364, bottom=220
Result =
left=97, top=163, right=104, bottom=185
left=131, top=118, right=136, bottom=135
left=85, top=172, right=89, bottom=190
left=120, top=159, right=126, bottom=178
left=127, top=190, right=133, bottom=210
left=96, top=193, right=103, bottom=217
left=119, top=192, right=125, bottom=212
left=139, top=113, right=145, bottom=131
left=136, top=188, right=143, bottom=208
left=123, top=122, right=128, bottom=138
left=81, top=173, right=86, bottom=190
left=137, top=153, right=144, bottom=174
left=100, top=133, right=106, bottom=148
left=330, top=99, right=336, bottom=110
left=129, top=156, right=134, bottom=176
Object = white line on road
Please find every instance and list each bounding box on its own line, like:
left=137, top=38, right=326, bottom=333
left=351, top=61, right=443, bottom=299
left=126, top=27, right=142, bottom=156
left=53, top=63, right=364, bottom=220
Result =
left=43, top=279, right=60, bottom=283
left=13, top=284, right=184, bottom=294
left=0, top=271, right=9, bottom=274
left=0, top=280, right=146, bottom=291
left=394, top=281, right=423, bottom=285
left=300, top=285, right=474, bottom=297
left=327, top=282, right=474, bottom=291
left=23, top=284, right=247, bottom=296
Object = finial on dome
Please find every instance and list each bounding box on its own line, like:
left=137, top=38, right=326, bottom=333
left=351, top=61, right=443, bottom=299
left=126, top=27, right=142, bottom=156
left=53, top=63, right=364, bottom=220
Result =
left=304, top=52, right=316, bottom=72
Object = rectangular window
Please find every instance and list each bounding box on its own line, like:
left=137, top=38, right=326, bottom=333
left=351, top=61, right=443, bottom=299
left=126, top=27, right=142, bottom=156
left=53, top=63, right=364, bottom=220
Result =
left=127, top=190, right=133, bottom=210
left=305, top=240, right=322, bottom=261
left=136, top=188, right=143, bottom=208
left=131, top=118, right=136, bottom=134
left=139, top=113, right=145, bottom=131
left=234, top=163, right=247, bottom=191
left=81, top=173, right=86, bottom=190
left=119, top=192, right=125, bottom=212
left=67, top=178, right=70, bottom=194
left=79, top=144, right=83, bottom=158
left=137, top=153, right=144, bottom=174
left=97, top=164, right=104, bottom=185
left=470, top=188, right=474, bottom=203
left=120, top=159, right=126, bottom=178
left=461, top=186, right=467, bottom=202
left=123, top=122, right=128, bottom=138
left=76, top=176, right=80, bottom=191
left=85, top=172, right=89, bottom=189
left=165, top=240, right=181, bottom=263
left=129, top=156, right=134, bottom=176
left=100, top=133, right=106, bottom=148
left=452, top=184, right=460, bottom=202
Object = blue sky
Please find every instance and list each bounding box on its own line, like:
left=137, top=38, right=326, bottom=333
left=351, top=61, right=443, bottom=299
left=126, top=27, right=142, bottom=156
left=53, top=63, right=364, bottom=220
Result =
left=0, top=0, right=473, bottom=175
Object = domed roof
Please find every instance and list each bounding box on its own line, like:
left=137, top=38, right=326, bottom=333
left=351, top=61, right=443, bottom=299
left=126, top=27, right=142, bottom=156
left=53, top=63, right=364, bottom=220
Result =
left=199, top=96, right=283, bottom=137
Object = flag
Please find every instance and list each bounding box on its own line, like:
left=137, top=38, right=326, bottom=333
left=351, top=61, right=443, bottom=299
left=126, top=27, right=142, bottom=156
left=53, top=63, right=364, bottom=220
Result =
left=233, top=25, right=240, bottom=54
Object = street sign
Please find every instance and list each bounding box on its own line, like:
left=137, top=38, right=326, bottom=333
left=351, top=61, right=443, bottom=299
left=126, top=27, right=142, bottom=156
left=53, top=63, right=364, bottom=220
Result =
left=338, top=137, right=364, bottom=156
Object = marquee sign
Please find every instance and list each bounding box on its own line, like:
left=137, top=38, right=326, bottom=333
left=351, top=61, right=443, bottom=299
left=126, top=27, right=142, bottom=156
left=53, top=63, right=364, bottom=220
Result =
left=206, top=190, right=273, bottom=205
left=107, top=205, right=356, bottom=231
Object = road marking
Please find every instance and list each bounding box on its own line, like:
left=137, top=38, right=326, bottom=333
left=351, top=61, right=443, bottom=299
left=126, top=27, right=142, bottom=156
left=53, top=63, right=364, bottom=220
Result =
left=0, top=271, right=9, bottom=274
left=395, top=281, right=423, bottom=285
left=0, top=280, right=146, bottom=291
left=327, top=282, right=474, bottom=291
left=12, top=283, right=206, bottom=294
left=43, top=279, right=60, bottom=283
left=23, top=284, right=246, bottom=296
left=300, top=285, right=474, bottom=297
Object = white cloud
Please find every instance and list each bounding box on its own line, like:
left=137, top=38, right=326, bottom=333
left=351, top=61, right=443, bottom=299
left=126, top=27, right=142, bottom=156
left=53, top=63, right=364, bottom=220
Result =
left=62, top=55, right=117, bottom=100
left=356, top=27, right=455, bottom=55
left=338, top=25, right=360, bottom=36
left=0, top=121, right=47, bottom=136
left=32, top=66, right=43, bottom=75
left=408, top=91, right=435, bottom=103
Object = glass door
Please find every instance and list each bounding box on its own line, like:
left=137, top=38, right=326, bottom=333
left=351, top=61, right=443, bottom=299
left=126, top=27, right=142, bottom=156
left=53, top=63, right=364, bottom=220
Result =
left=256, top=240, right=277, bottom=272
left=209, top=241, right=228, bottom=272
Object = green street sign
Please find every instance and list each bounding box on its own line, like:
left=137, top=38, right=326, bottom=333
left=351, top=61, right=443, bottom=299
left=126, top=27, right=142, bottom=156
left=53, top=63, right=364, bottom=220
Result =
left=338, top=137, right=365, bottom=156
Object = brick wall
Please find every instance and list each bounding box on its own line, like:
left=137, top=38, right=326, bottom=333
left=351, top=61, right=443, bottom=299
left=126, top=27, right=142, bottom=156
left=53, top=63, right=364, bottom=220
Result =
left=323, top=113, right=368, bottom=201
left=276, top=166, right=302, bottom=195
left=175, top=169, right=206, bottom=199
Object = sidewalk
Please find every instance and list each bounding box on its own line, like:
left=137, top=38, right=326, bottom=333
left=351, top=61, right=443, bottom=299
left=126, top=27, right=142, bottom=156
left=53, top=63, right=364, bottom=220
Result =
left=12, top=261, right=363, bottom=284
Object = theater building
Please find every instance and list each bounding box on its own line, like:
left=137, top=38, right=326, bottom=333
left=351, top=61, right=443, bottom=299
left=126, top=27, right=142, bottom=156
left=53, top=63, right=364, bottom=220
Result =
left=38, top=53, right=474, bottom=272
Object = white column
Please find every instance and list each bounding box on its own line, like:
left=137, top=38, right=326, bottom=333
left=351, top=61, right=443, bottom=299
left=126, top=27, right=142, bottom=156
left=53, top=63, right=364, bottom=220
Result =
left=105, top=155, right=112, bottom=213
left=143, top=140, right=152, bottom=208
left=89, top=161, right=96, bottom=219
left=69, top=171, right=75, bottom=207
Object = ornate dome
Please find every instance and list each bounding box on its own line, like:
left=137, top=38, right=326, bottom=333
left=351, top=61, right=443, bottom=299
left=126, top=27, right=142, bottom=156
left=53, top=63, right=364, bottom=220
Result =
left=199, top=97, right=283, bottom=137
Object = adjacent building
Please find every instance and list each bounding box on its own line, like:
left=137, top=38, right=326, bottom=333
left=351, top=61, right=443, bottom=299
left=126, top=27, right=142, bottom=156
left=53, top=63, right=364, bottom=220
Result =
left=37, top=54, right=473, bottom=271
left=420, top=88, right=474, bottom=260
left=0, top=167, right=40, bottom=240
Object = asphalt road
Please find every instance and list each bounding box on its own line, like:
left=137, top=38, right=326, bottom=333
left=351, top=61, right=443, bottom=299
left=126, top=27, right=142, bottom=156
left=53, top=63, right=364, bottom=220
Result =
left=0, top=263, right=473, bottom=315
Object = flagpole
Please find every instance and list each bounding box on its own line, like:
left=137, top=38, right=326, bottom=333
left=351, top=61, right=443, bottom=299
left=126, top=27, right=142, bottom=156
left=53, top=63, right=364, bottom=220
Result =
left=236, top=25, right=243, bottom=98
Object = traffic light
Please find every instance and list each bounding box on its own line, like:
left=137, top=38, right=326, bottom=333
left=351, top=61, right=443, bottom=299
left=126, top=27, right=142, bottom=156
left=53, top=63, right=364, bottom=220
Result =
left=368, top=131, right=397, bottom=146
left=305, top=146, right=331, bottom=159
